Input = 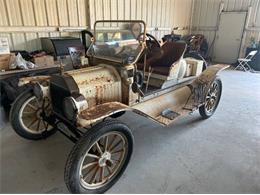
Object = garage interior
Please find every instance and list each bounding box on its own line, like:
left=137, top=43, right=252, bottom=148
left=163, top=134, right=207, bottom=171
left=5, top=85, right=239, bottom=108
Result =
left=0, top=0, right=260, bottom=194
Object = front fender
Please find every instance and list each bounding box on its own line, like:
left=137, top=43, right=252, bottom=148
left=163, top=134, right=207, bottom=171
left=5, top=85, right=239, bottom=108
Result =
left=18, top=76, right=50, bottom=86
left=77, top=102, right=130, bottom=127
left=77, top=102, right=163, bottom=127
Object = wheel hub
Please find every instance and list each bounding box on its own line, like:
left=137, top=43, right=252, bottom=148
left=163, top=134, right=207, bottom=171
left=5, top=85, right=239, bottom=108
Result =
left=36, top=109, right=43, bottom=118
left=98, top=152, right=111, bottom=167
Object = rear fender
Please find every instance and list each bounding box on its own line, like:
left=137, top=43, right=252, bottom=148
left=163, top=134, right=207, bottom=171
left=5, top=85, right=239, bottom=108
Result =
left=186, top=64, right=229, bottom=108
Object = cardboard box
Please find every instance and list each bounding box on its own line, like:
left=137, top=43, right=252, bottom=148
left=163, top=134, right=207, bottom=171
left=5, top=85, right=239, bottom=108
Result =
left=0, top=53, right=15, bottom=71
left=33, top=55, right=54, bottom=67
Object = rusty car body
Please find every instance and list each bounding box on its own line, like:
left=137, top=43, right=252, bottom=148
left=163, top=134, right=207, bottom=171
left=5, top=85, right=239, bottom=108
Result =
left=10, top=20, right=228, bottom=193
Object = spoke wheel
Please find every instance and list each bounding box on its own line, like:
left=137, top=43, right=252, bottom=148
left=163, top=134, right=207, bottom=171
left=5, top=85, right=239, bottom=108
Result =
left=199, top=77, right=222, bottom=119
left=204, top=82, right=219, bottom=114
left=65, top=119, right=134, bottom=194
left=80, top=132, right=127, bottom=189
left=19, top=96, right=52, bottom=134
left=10, top=90, right=56, bottom=140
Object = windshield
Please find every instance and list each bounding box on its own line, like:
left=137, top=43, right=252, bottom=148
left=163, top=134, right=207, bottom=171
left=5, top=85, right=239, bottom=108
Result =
left=88, top=21, right=146, bottom=65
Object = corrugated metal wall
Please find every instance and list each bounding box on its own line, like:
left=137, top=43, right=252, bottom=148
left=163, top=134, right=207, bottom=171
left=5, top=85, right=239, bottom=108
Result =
left=0, top=0, right=89, bottom=51
left=191, top=0, right=260, bottom=57
left=88, top=0, right=192, bottom=38
left=0, top=0, right=193, bottom=51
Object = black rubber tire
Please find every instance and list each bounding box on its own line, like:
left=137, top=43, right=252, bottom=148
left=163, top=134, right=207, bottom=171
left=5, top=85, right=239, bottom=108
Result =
left=199, top=77, right=222, bottom=119
left=64, top=119, right=134, bottom=194
left=10, top=90, right=56, bottom=140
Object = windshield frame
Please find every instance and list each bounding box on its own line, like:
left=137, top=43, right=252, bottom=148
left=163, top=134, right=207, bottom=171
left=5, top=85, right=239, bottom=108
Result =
left=88, top=20, right=147, bottom=65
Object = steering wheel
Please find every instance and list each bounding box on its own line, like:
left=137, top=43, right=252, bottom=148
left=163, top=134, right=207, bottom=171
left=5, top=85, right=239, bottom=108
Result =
left=138, top=33, right=161, bottom=50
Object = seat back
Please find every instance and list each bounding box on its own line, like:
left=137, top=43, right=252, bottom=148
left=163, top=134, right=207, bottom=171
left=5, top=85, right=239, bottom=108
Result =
left=248, top=50, right=258, bottom=59
left=149, top=41, right=187, bottom=68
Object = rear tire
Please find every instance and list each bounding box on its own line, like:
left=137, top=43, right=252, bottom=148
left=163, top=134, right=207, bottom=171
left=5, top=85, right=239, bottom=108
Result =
left=65, top=119, right=134, bottom=194
left=10, top=90, right=56, bottom=140
left=199, top=77, right=222, bottom=119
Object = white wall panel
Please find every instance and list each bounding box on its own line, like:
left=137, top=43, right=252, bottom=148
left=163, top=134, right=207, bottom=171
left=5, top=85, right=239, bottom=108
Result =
left=1, top=0, right=193, bottom=51
left=0, top=0, right=89, bottom=51
left=89, top=0, right=193, bottom=38
left=191, top=0, right=260, bottom=58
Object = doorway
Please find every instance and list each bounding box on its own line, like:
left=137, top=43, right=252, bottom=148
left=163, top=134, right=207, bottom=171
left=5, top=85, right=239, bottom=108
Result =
left=213, top=12, right=247, bottom=64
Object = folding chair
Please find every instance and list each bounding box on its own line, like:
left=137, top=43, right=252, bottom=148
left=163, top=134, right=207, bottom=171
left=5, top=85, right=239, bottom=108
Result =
left=235, top=50, right=258, bottom=72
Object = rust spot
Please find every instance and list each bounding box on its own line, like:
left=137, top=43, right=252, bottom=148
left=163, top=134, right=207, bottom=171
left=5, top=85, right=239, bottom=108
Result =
left=79, top=102, right=128, bottom=121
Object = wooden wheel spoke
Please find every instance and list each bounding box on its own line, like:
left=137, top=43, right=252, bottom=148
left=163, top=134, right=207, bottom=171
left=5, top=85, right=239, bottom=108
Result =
left=35, top=98, right=42, bottom=108
left=86, top=153, right=100, bottom=159
left=110, top=140, right=123, bottom=152
left=95, top=142, right=103, bottom=155
left=108, top=135, right=117, bottom=150
left=82, top=161, right=98, bottom=170
left=99, top=167, right=104, bottom=182
left=27, top=103, right=38, bottom=110
left=106, top=166, right=113, bottom=175
left=83, top=164, right=98, bottom=180
left=23, top=111, right=36, bottom=115
left=111, top=148, right=124, bottom=155
left=105, top=136, right=109, bottom=152
left=27, top=118, right=39, bottom=128
left=89, top=166, right=99, bottom=184
left=43, top=121, right=49, bottom=131
left=36, top=120, right=41, bottom=131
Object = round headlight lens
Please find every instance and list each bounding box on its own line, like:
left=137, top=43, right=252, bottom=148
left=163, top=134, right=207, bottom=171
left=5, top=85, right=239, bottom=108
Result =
left=63, top=97, right=77, bottom=121
left=63, top=94, right=88, bottom=121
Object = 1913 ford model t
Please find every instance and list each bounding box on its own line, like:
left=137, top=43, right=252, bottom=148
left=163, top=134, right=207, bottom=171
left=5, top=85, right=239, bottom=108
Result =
left=10, top=21, right=228, bottom=193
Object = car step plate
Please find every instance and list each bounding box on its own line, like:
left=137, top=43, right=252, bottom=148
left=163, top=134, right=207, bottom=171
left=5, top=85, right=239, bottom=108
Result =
left=161, top=109, right=180, bottom=120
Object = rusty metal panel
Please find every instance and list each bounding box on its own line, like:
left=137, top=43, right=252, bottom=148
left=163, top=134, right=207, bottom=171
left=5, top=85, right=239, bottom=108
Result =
left=77, top=102, right=129, bottom=127
left=67, top=65, right=122, bottom=107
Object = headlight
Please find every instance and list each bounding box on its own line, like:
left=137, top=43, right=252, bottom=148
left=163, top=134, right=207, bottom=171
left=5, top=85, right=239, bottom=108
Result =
left=33, top=82, right=49, bottom=100
left=63, top=94, right=88, bottom=121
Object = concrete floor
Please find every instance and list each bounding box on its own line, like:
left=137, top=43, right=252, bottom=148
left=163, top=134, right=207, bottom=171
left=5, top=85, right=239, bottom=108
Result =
left=0, top=69, right=260, bottom=193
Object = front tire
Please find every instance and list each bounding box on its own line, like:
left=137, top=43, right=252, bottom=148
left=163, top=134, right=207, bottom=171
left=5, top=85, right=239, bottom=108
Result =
left=199, top=77, right=222, bottom=119
left=65, top=119, right=134, bottom=194
left=10, top=90, right=56, bottom=140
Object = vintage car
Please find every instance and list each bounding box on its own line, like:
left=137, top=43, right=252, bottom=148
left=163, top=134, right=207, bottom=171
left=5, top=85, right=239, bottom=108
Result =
left=10, top=20, right=228, bottom=193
